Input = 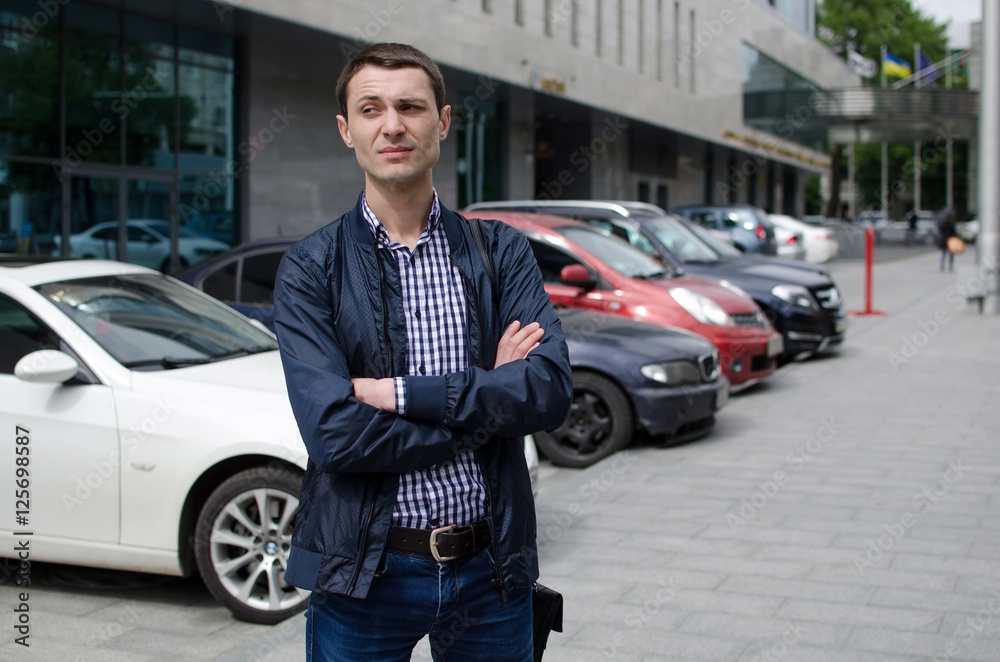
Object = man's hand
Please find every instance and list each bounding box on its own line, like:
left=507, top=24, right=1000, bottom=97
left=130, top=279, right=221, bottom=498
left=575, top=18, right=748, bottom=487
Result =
left=495, top=321, right=544, bottom=368
left=351, top=377, right=397, bottom=412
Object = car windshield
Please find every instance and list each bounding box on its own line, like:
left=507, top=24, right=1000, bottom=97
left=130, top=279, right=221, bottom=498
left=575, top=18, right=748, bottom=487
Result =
left=643, top=216, right=720, bottom=263
left=557, top=226, right=669, bottom=279
left=681, top=220, right=744, bottom=258
left=36, top=273, right=277, bottom=370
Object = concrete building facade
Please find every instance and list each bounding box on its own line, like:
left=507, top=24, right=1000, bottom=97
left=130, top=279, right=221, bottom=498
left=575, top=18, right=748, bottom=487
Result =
left=0, top=0, right=857, bottom=264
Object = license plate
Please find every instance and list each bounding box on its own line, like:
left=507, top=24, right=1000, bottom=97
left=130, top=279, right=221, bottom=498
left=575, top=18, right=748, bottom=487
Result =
left=767, top=335, right=783, bottom=357
left=715, top=385, right=729, bottom=410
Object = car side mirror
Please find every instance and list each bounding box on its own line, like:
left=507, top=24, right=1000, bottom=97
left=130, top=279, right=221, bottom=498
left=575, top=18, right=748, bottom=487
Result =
left=560, top=264, right=595, bottom=289
left=14, top=350, right=80, bottom=384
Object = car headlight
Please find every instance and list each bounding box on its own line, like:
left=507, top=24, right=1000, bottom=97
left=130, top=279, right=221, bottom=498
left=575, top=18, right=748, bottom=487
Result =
left=771, top=284, right=818, bottom=311
left=641, top=360, right=701, bottom=384
left=669, top=287, right=733, bottom=326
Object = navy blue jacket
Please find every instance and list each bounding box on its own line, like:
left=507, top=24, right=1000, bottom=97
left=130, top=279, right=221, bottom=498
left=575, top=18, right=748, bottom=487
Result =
left=272, top=194, right=573, bottom=599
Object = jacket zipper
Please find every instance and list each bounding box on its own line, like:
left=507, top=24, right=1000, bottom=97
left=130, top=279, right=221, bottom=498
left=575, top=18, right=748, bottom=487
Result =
left=347, top=495, right=378, bottom=596
left=376, top=248, right=395, bottom=372
left=454, top=253, right=508, bottom=602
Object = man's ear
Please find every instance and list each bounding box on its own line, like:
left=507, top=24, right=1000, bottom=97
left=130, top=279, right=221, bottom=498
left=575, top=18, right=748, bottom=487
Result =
left=337, top=114, right=353, bottom=148
left=439, top=105, right=451, bottom=141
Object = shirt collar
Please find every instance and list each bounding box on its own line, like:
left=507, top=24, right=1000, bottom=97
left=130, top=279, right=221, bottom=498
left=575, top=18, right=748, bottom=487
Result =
left=362, top=189, right=441, bottom=249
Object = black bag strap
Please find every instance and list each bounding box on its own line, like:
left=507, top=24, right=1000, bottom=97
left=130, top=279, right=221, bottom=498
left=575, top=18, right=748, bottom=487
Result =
left=467, top=216, right=498, bottom=304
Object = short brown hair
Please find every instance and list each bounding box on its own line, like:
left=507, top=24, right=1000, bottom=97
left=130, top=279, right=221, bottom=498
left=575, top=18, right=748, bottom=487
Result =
left=336, top=43, right=446, bottom=117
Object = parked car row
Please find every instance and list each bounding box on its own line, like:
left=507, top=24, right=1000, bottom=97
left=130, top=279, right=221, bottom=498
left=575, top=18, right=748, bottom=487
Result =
left=465, top=200, right=846, bottom=363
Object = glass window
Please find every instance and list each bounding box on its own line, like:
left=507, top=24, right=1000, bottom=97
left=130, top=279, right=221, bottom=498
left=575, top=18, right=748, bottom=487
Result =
left=239, top=251, right=284, bottom=305
left=36, top=274, right=277, bottom=370
left=742, top=43, right=826, bottom=150
left=527, top=239, right=582, bottom=283
left=178, top=26, right=234, bottom=71
left=0, top=293, right=61, bottom=374
left=66, top=176, right=118, bottom=258
left=124, top=14, right=174, bottom=59
left=179, top=175, right=236, bottom=246
left=558, top=226, right=667, bottom=279
left=127, top=179, right=170, bottom=222
left=64, top=42, right=123, bottom=165
left=646, top=217, right=719, bottom=263
left=202, top=259, right=237, bottom=301
left=179, top=65, right=234, bottom=166
left=64, top=2, right=120, bottom=49
left=0, top=161, right=60, bottom=255
left=125, top=55, right=176, bottom=167
left=0, top=7, right=59, bottom=158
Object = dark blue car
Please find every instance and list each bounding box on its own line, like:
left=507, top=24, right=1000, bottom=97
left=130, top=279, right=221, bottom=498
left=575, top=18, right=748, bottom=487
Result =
left=178, top=237, right=729, bottom=468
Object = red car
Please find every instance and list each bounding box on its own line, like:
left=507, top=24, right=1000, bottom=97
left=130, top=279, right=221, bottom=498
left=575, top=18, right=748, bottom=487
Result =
left=480, top=211, right=783, bottom=387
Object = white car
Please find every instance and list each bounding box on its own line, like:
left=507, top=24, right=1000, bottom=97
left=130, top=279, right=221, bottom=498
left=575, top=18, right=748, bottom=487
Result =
left=52, top=220, right=230, bottom=273
left=769, top=214, right=840, bottom=263
left=771, top=222, right=807, bottom=261
left=0, top=259, right=538, bottom=623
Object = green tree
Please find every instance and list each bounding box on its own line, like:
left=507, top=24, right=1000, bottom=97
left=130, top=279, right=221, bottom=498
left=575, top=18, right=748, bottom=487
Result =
left=816, top=0, right=951, bottom=218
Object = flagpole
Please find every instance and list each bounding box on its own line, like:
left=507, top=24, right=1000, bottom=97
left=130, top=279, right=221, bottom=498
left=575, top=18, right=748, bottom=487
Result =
left=947, top=53, right=954, bottom=212
left=881, top=46, right=888, bottom=220
left=914, top=44, right=921, bottom=214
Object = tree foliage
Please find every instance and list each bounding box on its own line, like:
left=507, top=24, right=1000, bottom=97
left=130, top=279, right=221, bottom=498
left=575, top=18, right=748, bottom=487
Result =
left=817, top=0, right=949, bottom=82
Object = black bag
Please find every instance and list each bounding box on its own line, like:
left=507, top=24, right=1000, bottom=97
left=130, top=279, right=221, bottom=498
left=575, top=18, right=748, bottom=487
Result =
left=532, top=582, right=563, bottom=662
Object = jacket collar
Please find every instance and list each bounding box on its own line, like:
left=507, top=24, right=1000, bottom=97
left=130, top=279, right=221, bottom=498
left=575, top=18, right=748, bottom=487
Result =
left=344, top=189, right=471, bottom=264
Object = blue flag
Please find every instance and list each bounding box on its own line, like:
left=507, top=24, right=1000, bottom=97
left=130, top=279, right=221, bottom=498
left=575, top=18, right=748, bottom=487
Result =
left=917, top=50, right=940, bottom=85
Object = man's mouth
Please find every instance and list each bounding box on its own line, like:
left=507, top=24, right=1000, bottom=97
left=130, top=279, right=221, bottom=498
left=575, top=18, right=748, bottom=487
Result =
left=380, top=146, right=412, bottom=155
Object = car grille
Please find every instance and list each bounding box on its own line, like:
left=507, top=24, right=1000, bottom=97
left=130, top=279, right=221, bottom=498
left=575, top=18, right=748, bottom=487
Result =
left=732, top=312, right=769, bottom=329
left=698, top=351, right=721, bottom=381
left=813, top=286, right=843, bottom=311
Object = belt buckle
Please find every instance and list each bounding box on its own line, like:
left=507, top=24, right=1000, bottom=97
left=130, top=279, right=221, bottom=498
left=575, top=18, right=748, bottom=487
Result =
left=429, top=524, right=458, bottom=562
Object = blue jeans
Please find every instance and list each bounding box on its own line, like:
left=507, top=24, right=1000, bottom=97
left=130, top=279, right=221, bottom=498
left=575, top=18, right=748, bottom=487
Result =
left=305, top=547, right=533, bottom=661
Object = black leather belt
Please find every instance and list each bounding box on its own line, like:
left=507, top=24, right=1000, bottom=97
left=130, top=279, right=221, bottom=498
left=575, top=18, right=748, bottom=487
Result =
left=385, top=520, right=491, bottom=562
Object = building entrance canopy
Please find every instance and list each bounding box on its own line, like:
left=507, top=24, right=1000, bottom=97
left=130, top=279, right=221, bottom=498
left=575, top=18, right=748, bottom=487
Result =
left=823, top=87, right=979, bottom=144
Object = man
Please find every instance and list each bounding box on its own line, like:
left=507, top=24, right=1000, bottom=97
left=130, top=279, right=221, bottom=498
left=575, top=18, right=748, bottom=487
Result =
left=272, top=42, right=572, bottom=661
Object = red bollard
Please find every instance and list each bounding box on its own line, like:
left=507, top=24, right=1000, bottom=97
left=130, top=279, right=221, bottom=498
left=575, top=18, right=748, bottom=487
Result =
left=848, top=225, right=886, bottom=316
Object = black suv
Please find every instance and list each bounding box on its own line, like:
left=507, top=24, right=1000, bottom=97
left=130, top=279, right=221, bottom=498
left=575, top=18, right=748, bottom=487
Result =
left=670, top=204, right=778, bottom=255
left=465, top=200, right=846, bottom=361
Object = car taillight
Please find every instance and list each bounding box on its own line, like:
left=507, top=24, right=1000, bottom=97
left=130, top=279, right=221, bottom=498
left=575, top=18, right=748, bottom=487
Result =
left=786, top=235, right=799, bottom=245
left=756, top=225, right=767, bottom=242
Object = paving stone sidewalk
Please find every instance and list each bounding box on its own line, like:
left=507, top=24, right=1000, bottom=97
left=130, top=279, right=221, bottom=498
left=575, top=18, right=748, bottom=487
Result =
left=526, top=248, right=1000, bottom=662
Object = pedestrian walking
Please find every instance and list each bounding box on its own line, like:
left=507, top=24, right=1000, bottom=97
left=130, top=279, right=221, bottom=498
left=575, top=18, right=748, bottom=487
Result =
left=937, top=210, right=958, bottom=272
left=271, top=42, right=573, bottom=661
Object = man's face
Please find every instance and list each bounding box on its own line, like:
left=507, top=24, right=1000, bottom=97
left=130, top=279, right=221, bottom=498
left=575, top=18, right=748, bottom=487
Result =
left=337, top=65, right=451, bottom=188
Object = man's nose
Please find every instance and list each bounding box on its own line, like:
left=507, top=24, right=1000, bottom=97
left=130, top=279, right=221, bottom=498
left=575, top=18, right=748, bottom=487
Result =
left=382, top=108, right=405, bottom=135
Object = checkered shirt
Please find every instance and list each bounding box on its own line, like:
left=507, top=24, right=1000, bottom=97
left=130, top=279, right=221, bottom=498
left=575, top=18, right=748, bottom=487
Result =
left=362, top=191, right=488, bottom=529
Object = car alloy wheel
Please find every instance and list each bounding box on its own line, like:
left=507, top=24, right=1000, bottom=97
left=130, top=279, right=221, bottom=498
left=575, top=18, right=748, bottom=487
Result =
left=534, top=371, right=634, bottom=468
left=194, top=466, right=310, bottom=624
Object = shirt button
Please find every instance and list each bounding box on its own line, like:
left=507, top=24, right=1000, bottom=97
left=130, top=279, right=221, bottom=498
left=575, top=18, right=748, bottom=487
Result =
left=419, top=365, right=426, bottom=374
left=415, top=309, right=421, bottom=319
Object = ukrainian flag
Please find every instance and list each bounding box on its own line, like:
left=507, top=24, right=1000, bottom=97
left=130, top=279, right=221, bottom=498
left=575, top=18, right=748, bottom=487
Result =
left=884, top=51, right=912, bottom=78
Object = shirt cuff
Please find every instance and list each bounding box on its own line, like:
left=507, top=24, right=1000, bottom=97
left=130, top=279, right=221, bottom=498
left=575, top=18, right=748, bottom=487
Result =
left=394, top=377, right=407, bottom=415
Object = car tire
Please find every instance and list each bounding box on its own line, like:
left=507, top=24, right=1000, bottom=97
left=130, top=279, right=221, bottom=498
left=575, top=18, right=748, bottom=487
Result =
left=194, top=466, right=310, bottom=624
left=534, top=371, right=633, bottom=469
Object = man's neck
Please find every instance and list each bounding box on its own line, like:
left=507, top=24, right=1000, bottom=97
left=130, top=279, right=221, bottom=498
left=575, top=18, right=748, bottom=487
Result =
left=365, top=179, right=435, bottom=250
